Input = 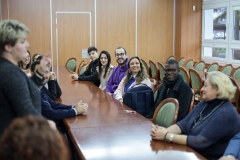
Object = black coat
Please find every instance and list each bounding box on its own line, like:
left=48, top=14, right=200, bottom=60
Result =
left=42, top=80, right=62, bottom=101
left=154, top=75, right=192, bottom=121
left=78, top=58, right=100, bottom=86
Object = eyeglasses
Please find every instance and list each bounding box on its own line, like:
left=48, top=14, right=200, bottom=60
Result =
left=115, top=53, right=125, bottom=57
left=164, top=69, right=178, bottom=72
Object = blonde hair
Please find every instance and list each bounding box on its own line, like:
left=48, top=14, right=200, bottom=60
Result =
left=207, top=71, right=236, bottom=100
left=0, top=20, right=29, bottom=55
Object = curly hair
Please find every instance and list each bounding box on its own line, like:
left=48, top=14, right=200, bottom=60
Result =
left=123, top=56, right=149, bottom=85
left=0, top=116, right=69, bottom=160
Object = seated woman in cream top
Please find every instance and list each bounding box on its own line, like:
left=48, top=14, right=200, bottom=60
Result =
left=97, top=50, right=114, bottom=90
left=114, top=56, right=151, bottom=103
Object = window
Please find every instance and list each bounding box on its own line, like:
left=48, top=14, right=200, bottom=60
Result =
left=202, top=0, right=240, bottom=65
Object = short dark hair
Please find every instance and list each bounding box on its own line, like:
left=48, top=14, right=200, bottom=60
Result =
left=30, top=60, right=40, bottom=73
left=115, top=47, right=127, bottom=55
left=166, top=59, right=179, bottom=68
left=87, top=46, right=98, bottom=53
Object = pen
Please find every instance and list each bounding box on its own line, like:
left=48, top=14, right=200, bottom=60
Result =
left=124, top=110, right=136, bottom=114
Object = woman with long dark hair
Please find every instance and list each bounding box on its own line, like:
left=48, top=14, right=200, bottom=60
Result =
left=97, top=50, right=114, bottom=90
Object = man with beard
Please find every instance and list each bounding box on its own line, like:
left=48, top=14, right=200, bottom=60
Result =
left=150, top=59, right=192, bottom=121
left=70, top=46, right=100, bottom=87
left=31, top=61, right=88, bottom=132
left=105, top=47, right=129, bottom=96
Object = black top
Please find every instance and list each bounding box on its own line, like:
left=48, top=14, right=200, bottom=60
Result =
left=42, top=80, right=62, bottom=101
left=78, top=58, right=100, bottom=86
left=154, top=74, right=192, bottom=121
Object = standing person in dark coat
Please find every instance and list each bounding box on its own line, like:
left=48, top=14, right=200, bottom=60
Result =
left=0, top=20, right=51, bottom=136
left=70, top=46, right=100, bottom=86
left=150, top=59, right=192, bottom=121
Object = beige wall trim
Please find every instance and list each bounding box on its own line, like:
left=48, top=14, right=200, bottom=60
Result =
left=135, top=0, right=138, bottom=56
left=173, top=0, right=176, bottom=56
left=95, top=0, right=96, bottom=47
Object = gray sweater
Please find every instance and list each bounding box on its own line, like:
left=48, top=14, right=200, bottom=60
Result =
left=0, top=57, right=42, bottom=136
left=177, top=100, right=240, bottom=160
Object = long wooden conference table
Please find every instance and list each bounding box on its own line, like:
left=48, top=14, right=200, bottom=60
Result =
left=55, top=66, right=206, bottom=160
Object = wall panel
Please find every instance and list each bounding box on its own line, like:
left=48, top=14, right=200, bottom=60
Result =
left=52, top=0, right=95, bottom=66
left=57, top=13, right=90, bottom=66
left=1, top=0, right=51, bottom=56
left=97, top=0, right=136, bottom=66
left=138, top=0, right=174, bottom=63
left=1, top=0, right=179, bottom=67
left=175, top=0, right=202, bottom=62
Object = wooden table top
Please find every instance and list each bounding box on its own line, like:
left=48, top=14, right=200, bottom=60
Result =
left=55, top=66, right=206, bottom=160
left=69, top=123, right=203, bottom=160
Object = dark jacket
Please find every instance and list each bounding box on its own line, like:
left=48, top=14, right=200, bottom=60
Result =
left=0, top=57, right=42, bottom=136
left=154, top=74, right=192, bottom=121
left=78, top=58, right=100, bottom=86
left=40, top=89, right=76, bottom=121
left=42, top=80, right=62, bottom=101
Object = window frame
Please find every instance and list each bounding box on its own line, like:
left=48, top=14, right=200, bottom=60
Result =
left=202, top=0, right=240, bottom=66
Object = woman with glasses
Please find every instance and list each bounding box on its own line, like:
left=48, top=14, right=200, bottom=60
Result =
left=151, top=71, right=240, bottom=160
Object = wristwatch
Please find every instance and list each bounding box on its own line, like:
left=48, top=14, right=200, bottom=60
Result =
left=168, top=133, right=174, bottom=142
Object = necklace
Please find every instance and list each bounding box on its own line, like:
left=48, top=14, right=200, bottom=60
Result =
left=191, top=100, right=225, bottom=129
